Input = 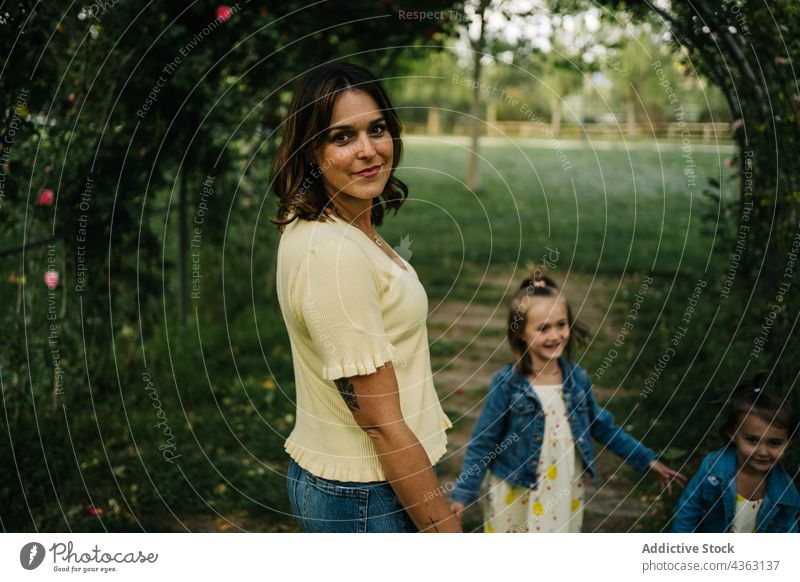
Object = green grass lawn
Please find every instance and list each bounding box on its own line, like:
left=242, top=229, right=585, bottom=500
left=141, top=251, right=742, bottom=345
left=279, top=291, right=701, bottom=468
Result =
left=380, top=137, right=736, bottom=298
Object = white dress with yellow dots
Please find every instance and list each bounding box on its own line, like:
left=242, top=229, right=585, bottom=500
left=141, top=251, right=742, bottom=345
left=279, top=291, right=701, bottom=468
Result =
left=731, top=494, right=762, bottom=533
left=484, top=383, right=585, bottom=533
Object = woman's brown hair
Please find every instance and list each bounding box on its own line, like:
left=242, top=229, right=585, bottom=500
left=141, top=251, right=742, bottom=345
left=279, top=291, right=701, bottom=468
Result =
left=270, top=62, right=408, bottom=230
left=507, top=273, right=588, bottom=376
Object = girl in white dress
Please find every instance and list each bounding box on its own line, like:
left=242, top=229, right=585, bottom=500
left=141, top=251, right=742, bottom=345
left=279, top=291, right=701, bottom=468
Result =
left=450, top=274, right=686, bottom=532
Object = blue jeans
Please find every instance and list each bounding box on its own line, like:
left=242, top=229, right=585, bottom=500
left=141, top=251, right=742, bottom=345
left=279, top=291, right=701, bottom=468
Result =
left=287, top=458, right=418, bottom=533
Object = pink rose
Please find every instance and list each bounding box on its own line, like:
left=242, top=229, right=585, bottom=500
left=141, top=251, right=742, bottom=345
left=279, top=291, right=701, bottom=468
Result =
left=44, top=271, right=59, bottom=290
left=216, top=5, right=233, bottom=22
left=37, top=188, right=54, bottom=206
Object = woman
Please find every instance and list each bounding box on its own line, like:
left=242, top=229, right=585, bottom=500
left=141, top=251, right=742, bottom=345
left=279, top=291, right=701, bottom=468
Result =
left=272, top=62, right=460, bottom=533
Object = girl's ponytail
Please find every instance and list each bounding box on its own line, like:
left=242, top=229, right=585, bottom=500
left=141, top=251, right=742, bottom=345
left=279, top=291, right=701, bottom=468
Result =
left=518, top=273, right=560, bottom=293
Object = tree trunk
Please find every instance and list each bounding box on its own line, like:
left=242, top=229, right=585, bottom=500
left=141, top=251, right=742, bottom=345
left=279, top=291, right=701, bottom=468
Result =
left=580, top=71, right=589, bottom=143
left=550, top=101, right=561, bottom=138
left=466, top=47, right=483, bottom=191
left=626, top=91, right=637, bottom=137
left=179, top=167, right=188, bottom=326
left=487, top=100, right=498, bottom=137
left=426, top=108, right=441, bottom=135
left=466, top=0, right=490, bottom=192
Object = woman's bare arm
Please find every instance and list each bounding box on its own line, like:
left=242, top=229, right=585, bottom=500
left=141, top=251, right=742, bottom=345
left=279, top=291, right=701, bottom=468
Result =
left=334, top=364, right=461, bottom=533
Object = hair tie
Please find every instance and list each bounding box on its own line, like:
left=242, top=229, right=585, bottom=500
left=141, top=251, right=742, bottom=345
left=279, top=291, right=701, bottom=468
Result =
left=752, top=374, right=767, bottom=394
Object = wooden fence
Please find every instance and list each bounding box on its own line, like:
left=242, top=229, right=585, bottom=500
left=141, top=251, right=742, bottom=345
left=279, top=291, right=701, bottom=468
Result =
left=402, top=120, right=732, bottom=142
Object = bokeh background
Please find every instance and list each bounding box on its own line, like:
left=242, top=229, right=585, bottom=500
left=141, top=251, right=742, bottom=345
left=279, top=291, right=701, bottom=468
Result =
left=1, top=0, right=798, bottom=532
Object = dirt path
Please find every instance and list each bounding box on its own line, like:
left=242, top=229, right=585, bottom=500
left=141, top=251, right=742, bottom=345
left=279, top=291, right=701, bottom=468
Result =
left=429, top=269, right=656, bottom=532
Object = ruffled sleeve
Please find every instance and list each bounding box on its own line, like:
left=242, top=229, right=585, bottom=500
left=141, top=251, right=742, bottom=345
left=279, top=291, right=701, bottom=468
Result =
left=292, top=238, right=396, bottom=380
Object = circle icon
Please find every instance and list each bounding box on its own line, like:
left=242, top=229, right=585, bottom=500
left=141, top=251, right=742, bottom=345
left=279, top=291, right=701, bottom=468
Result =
left=20, top=542, right=46, bottom=570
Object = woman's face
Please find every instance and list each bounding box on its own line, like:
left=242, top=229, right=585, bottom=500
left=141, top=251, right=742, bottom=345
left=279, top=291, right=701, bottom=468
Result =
left=313, top=90, right=394, bottom=209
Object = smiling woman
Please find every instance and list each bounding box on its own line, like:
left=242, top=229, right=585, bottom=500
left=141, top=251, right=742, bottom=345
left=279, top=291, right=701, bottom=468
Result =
left=270, top=62, right=460, bottom=533
left=271, top=63, right=407, bottom=231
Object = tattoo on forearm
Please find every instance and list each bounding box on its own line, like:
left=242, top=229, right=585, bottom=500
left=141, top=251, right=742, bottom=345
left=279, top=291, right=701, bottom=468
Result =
left=334, top=378, right=359, bottom=411
left=426, top=516, right=440, bottom=533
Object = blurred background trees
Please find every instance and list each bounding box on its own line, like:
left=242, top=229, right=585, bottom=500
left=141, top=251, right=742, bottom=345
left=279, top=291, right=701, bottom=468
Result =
left=1, top=0, right=797, bottom=532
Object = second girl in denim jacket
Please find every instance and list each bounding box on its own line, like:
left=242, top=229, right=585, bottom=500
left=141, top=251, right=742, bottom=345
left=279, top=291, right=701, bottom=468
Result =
left=673, top=375, right=799, bottom=533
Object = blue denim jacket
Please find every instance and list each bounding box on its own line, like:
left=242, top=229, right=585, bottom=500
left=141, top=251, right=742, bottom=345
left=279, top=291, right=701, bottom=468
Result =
left=450, top=359, right=657, bottom=505
left=672, top=446, right=800, bottom=533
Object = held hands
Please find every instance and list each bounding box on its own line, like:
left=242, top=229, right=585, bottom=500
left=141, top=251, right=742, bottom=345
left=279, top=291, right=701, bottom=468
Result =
left=449, top=501, right=465, bottom=529
left=648, top=460, right=688, bottom=496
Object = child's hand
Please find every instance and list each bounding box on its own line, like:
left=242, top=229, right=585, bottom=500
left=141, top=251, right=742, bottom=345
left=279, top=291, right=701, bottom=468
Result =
left=450, top=501, right=466, bottom=526
left=648, top=460, right=688, bottom=495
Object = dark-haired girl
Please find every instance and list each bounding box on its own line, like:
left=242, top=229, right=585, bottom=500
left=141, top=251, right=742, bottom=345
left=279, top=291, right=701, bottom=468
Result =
left=273, top=62, right=458, bottom=532
left=449, top=275, right=685, bottom=532
left=673, top=374, right=799, bottom=532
